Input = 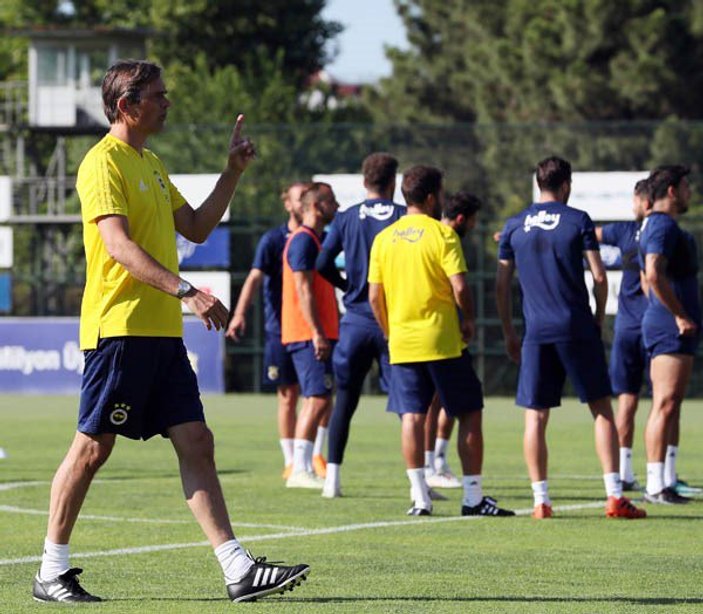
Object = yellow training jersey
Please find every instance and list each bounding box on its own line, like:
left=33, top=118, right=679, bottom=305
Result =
left=77, top=134, right=187, bottom=350
left=368, top=214, right=467, bottom=363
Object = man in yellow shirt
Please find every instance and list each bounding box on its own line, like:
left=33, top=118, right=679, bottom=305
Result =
left=368, top=165, right=514, bottom=518
left=33, top=60, right=309, bottom=604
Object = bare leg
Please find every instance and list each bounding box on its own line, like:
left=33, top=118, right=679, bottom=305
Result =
left=401, top=413, right=426, bottom=469
left=47, top=432, right=115, bottom=544
left=169, top=421, right=234, bottom=548
left=645, top=354, right=692, bottom=463
left=424, top=394, right=440, bottom=453
left=588, top=396, right=618, bottom=474
left=277, top=384, right=299, bottom=440
left=615, top=393, right=639, bottom=448
left=456, top=411, right=483, bottom=475
left=524, top=409, right=549, bottom=482
left=295, top=396, right=330, bottom=442
left=437, top=408, right=455, bottom=441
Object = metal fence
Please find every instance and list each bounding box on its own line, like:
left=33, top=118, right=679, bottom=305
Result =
left=3, top=121, right=703, bottom=395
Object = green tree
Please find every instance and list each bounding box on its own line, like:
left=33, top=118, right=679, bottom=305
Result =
left=369, top=0, right=703, bottom=123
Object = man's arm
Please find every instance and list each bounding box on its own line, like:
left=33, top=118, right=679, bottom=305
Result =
left=595, top=226, right=603, bottom=243
left=645, top=253, right=697, bottom=336
left=97, top=215, right=229, bottom=330
left=495, top=259, right=520, bottom=363
left=315, top=247, right=348, bottom=291
left=448, top=273, right=475, bottom=343
left=173, top=114, right=256, bottom=243
left=225, top=268, right=264, bottom=341
left=368, top=282, right=388, bottom=338
left=293, top=270, right=331, bottom=360
left=584, top=249, right=607, bottom=326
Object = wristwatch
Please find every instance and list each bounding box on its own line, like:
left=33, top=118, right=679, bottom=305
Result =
left=176, top=279, right=194, bottom=299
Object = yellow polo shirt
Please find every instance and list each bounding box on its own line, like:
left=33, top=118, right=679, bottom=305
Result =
left=77, top=134, right=187, bottom=350
left=368, top=214, right=467, bottom=363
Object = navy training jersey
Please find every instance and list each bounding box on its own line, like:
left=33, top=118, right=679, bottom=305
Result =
left=498, top=201, right=600, bottom=343
left=252, top=223, right=290, bottom=335
left=600, top=221, right=646, bottom=333
left=286, top=227, right=326, bottom=272
left=320, top=199, right=406, bottom=323
left=638, top=212, right=701, bottom=336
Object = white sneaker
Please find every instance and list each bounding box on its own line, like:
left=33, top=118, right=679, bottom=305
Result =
left=426, top=472, right=461, bottom=489
left=428, top=487, right=448, bottom=501
left=321, top=483, right=342, bottom=498
left=286, top=471, right=324, bottom=489
left=0, top=448, right=6, bottom=459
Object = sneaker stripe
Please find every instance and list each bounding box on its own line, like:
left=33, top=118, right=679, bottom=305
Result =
left=271, top=567, right=278, bottom=583
left=261, top=567, right=271, bottom=585
left=252, top=568, right=263, bottom=587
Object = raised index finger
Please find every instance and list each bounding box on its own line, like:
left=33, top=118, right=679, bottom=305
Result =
left=231, top=114, right=245, bottom=143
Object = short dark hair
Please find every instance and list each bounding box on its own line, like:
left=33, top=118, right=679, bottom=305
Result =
left=443, top=191, right=482, bottom=220
left=102, top=60, right=162, bottom=124
left=647, top=165, right=690, bottom=202
left=401, top=165, right=443, bottom=206
left=300, top=181, right=333, bottom=211
left=535, top=156, right=572, bottom=192
left=634, top=178, right=649, bottom=197
left=362, top=153, right=398, bottom=192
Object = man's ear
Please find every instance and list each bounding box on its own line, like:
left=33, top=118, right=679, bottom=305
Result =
left=116, top=96, right=137, bottom=121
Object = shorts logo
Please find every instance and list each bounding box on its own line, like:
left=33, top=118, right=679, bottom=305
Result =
left=324, top=374, right=333, bottom=389
left=267, top=365, right=279, bottom=382
left=524, top=211, right=561, bottom=232
left=109, top=402, right=131, bottom=426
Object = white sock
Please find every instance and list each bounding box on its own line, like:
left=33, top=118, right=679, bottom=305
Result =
left=325, top=462, right=340, bottom=491
left=619, top=447, right=634, bottom=483
left=292, top=439, right=313, bottom=474
left=39, top=538, right=70, bottom=581
left=279, top=438, right=294, bottom=466
left=214, top=539, right=253, bottom=585
left=462, top=474, right=483, bottom=507
left=603, top=472, right=623, bottom=498
left=664, top=445, right=678, bottom=488
left=313, top=427, right=327, bottom=457
left=424, top=451, right=436, bottom=477
left=434, top=438, right=449, bottom=471
left=646, top=462, right=665, bottom=495
left=531, top=480, right=550, bottom=506
left=406, top=468, right=431, bottom=509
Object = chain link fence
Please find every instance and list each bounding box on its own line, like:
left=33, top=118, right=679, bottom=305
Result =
left=4, top=121, right=703, bottom=395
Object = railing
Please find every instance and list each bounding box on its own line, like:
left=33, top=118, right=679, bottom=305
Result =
left=0, top=82, right=27, bottom=127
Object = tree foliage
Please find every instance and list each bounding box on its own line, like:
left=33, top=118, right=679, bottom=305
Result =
left=368, top=0, right=703, bottom=123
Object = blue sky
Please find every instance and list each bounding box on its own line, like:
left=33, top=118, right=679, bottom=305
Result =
left=322, top=0, right=409, bottom=83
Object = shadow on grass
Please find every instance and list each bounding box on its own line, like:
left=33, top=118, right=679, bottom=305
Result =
left=114, top=595, right=703, bottom=605
left=283, top=595, right=703, bottom=605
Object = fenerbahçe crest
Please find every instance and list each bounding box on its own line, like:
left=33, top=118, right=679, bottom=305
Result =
left=109, top=402, right=131, bottom=426
left=267, top=365, right=279, bottom=381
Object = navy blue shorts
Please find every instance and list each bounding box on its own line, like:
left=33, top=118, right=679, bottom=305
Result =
left=263, top=332, right=298, bottom=388
left=333, top=320, right=390, bottom=393
left=78, top=337, right=204, bottom=440
left=643, top=326, right=700, bottom=358
left=517, top=338, right=612, bottom=409
left=287, top=341, right=335, bottom=397
left=609, top=328, right=648, bottom=395
left=387, top=350, right=483, bottom=417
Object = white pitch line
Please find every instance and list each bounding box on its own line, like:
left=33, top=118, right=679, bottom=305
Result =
left=0, top=501, right=606, bottom=567
left=0, top=481, right=49, bottom=492
left=0, top=505, right=308, bottom=532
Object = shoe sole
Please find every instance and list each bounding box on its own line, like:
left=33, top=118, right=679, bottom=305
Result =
left=231, top=567, right=310, bottom=603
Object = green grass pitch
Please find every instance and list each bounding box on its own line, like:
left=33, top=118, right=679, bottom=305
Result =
left=1, top=394, right=702, bottom=613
